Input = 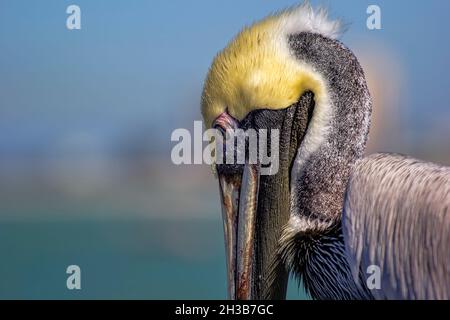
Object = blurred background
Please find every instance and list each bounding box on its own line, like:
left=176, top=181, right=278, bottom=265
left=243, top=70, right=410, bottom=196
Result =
left=0, top=0, right=449, bottom=299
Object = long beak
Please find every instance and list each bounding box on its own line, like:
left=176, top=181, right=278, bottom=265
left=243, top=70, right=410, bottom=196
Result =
left=218, top=164, right=260, bottom=299
left=214, top=92, right=314, bottom=300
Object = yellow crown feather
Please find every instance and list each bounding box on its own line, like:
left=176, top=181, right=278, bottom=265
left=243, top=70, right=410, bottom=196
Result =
left=201, top=3, right=341, bottom=127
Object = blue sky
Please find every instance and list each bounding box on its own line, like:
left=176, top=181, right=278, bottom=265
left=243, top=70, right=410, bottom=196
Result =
left=1, top=0, right=450, bottom=155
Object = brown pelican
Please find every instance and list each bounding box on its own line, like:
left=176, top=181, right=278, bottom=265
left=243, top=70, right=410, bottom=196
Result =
left=200, top=4, right=450, bottom=300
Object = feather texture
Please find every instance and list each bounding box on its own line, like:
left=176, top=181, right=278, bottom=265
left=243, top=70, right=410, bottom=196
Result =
left=343, top=153, right=450, bottom=299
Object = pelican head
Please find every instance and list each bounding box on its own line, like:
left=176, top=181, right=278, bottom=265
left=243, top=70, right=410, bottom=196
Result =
left=201, top=4, right=372, bottom=300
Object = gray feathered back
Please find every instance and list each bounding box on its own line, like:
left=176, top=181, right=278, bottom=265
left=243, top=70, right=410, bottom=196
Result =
left=343, top=153, right=450, bottom=299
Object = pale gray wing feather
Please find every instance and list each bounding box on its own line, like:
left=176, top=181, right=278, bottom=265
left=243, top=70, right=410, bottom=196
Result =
left=342, top=153, right=450, bottom=299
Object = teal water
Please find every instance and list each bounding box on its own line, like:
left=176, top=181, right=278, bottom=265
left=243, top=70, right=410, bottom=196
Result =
left=0, top=219, right=308, bottom=299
